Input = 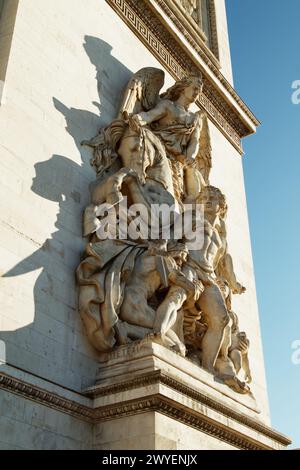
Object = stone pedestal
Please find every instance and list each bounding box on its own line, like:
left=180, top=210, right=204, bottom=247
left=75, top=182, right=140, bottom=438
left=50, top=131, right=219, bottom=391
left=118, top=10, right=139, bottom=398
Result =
left=85, top=341, right=290, bottom=450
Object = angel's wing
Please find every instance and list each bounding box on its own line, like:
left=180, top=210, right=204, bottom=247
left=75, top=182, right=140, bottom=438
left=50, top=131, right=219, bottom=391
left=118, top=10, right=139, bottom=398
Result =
left=118, top=67, right=165, bottom=118
left=195, top=113, right=212, bottom=185
left=83, top=204, right=101, bottom=237
left=118, top=76, right=142, bottom=118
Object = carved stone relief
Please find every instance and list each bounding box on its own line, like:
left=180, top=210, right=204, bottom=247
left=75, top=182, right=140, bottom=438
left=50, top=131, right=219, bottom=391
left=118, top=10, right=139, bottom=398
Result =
left=76, top=68, right=253, bottom=395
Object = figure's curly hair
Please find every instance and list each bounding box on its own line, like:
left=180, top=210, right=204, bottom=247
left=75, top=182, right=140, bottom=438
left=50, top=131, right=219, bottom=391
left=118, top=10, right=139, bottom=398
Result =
left=161, top=73, right=203, bottom=102
left=197, top=185, right=227, bottom=213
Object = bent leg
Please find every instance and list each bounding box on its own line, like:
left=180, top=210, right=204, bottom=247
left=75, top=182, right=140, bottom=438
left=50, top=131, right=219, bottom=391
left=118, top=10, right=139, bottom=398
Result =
left=219, top=322, right=232, bottom=358
left=199, top=284, right=230, bottom=372
left=166, top=309, right=186, bottom=356
left=120, top=287, right=156, bottom=328
left=229, top=349, right=242, bottom=374
left=115, top=321, right=152, bottom=344
left=153, top=286, right=187, bottom=334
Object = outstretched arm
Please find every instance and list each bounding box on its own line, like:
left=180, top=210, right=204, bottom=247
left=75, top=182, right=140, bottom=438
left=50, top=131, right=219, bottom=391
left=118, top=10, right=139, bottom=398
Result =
left=130, top=100, right=169, bottom=127
left=220, top=252, right=246, bottom=294
left=186, top=118, right=202, bottom=161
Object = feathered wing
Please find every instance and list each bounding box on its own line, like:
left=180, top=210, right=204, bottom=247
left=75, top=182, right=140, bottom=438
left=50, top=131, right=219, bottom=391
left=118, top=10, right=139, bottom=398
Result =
left=118, top=76, right=142, bottom=118
left=83, top=204, right=101, bottom=237
left=82, top=68, right=165, bottom=175
left=195, top=113, right=212, bottom=185
left=118, top=67, right=165, bottom=118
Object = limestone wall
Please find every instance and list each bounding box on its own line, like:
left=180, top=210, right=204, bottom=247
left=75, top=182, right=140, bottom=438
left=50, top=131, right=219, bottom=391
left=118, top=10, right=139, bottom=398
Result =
left=95, top=413, right=238, bottom=450
left=209, top=125, right=270, bottom=423
left=214, top=0, right=234, bottom=84
left=0, top=366, right=93, bottom=450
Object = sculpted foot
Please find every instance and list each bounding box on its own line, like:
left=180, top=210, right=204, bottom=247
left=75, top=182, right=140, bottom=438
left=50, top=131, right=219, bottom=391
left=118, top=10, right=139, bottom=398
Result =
left=114, top=322, right=130, bottom=346
left=173, top=342, right=186, bottom=357
left=148, top=331, right=177, bottom=350
left=222, top=375, right=250, bottom=394
left=201, top=361, right=216, bottom=376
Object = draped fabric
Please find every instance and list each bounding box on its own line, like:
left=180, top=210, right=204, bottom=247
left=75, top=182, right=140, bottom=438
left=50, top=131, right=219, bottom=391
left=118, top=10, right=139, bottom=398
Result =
left=76, top=239, right=146, bottom=351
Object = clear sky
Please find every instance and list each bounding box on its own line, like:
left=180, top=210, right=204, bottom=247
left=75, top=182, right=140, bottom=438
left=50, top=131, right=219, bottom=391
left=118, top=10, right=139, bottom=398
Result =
left=226, top=0, right=300, bottom=448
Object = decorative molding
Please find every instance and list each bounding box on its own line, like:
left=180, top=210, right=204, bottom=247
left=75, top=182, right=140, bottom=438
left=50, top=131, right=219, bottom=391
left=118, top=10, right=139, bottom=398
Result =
left=0, top=372, right=93, bottom=422
left=105, top=0, right=260, bottom=155
left=95, top=395, right=264, bottom=450
left=0, top=371, right=291, bottom=450
left=143, top=0, right=259, bottom=127
left=208, top=0, right=219, bottom=59
left=155, top=0, right=220, bottom=65
left=87, top=370, right=291, bottom=447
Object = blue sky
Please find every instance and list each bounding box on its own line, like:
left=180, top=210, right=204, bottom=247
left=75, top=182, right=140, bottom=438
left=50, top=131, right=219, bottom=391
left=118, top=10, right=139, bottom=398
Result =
left=226, top=0, right=300, bottom=448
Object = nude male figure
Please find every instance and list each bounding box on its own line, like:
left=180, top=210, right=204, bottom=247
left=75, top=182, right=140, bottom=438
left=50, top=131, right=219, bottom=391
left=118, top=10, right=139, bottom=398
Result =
left=119, top=242, right=202, bottom=355
left=188, top=186, right=249, bottom=392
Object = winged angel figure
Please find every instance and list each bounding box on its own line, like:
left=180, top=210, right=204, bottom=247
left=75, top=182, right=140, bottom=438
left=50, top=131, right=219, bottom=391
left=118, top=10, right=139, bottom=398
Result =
left=82, top=68, right=211, bottom=211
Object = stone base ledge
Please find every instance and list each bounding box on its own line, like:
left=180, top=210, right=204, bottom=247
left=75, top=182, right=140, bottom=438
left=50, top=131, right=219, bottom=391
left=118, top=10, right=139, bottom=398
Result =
left=85, top=341, right=291, bottom=450
left=96, top=340, right=259, bottom=414
left=0, top=351, right=291, bottom=450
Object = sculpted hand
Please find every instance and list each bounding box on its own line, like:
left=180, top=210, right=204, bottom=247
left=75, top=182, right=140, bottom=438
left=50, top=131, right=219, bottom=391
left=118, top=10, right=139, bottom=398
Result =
left=232, top=282, right=246, bottom=295
left=129, top=114, right=142, bottom=132
left=183, top=280, right=203, bottom=310
left=176, top=155, right=195, bottom=167
left=236, top=333, right=249, bottom=353
left=175, top=154, right=187, bottom=164
left=196, top=269, right=215, bottom=286
left=245, top=371, right=252, bottom=384
left=169, top=271, right=198, bottom=298
left=193, top=280, right=204, bottom=301
left=184, top=157, right=196, bottom=168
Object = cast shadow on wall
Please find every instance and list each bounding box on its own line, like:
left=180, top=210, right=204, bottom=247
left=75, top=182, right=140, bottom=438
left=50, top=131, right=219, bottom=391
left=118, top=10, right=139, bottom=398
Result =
left=0, top=36, right=132, bottom=391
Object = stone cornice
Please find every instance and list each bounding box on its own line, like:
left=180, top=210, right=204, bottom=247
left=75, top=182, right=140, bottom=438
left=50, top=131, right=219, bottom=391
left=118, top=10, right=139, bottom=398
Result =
left=154, top=0, right=220, bottom=65
left=87, top=370, right=291, bottom=447
left=0, top=371, right=291, bottom=450
left=0, top=372, right=93, bottom=422
left=105, top=0, right=260, bottom=155
left=151, top=0, right=256, bottom=124
left=96, top=395, right=264, bottom=450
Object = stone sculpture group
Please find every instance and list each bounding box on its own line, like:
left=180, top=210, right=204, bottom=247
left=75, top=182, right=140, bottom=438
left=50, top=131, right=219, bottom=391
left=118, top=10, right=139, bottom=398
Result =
left=76, top=68, right=252, bottom=394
